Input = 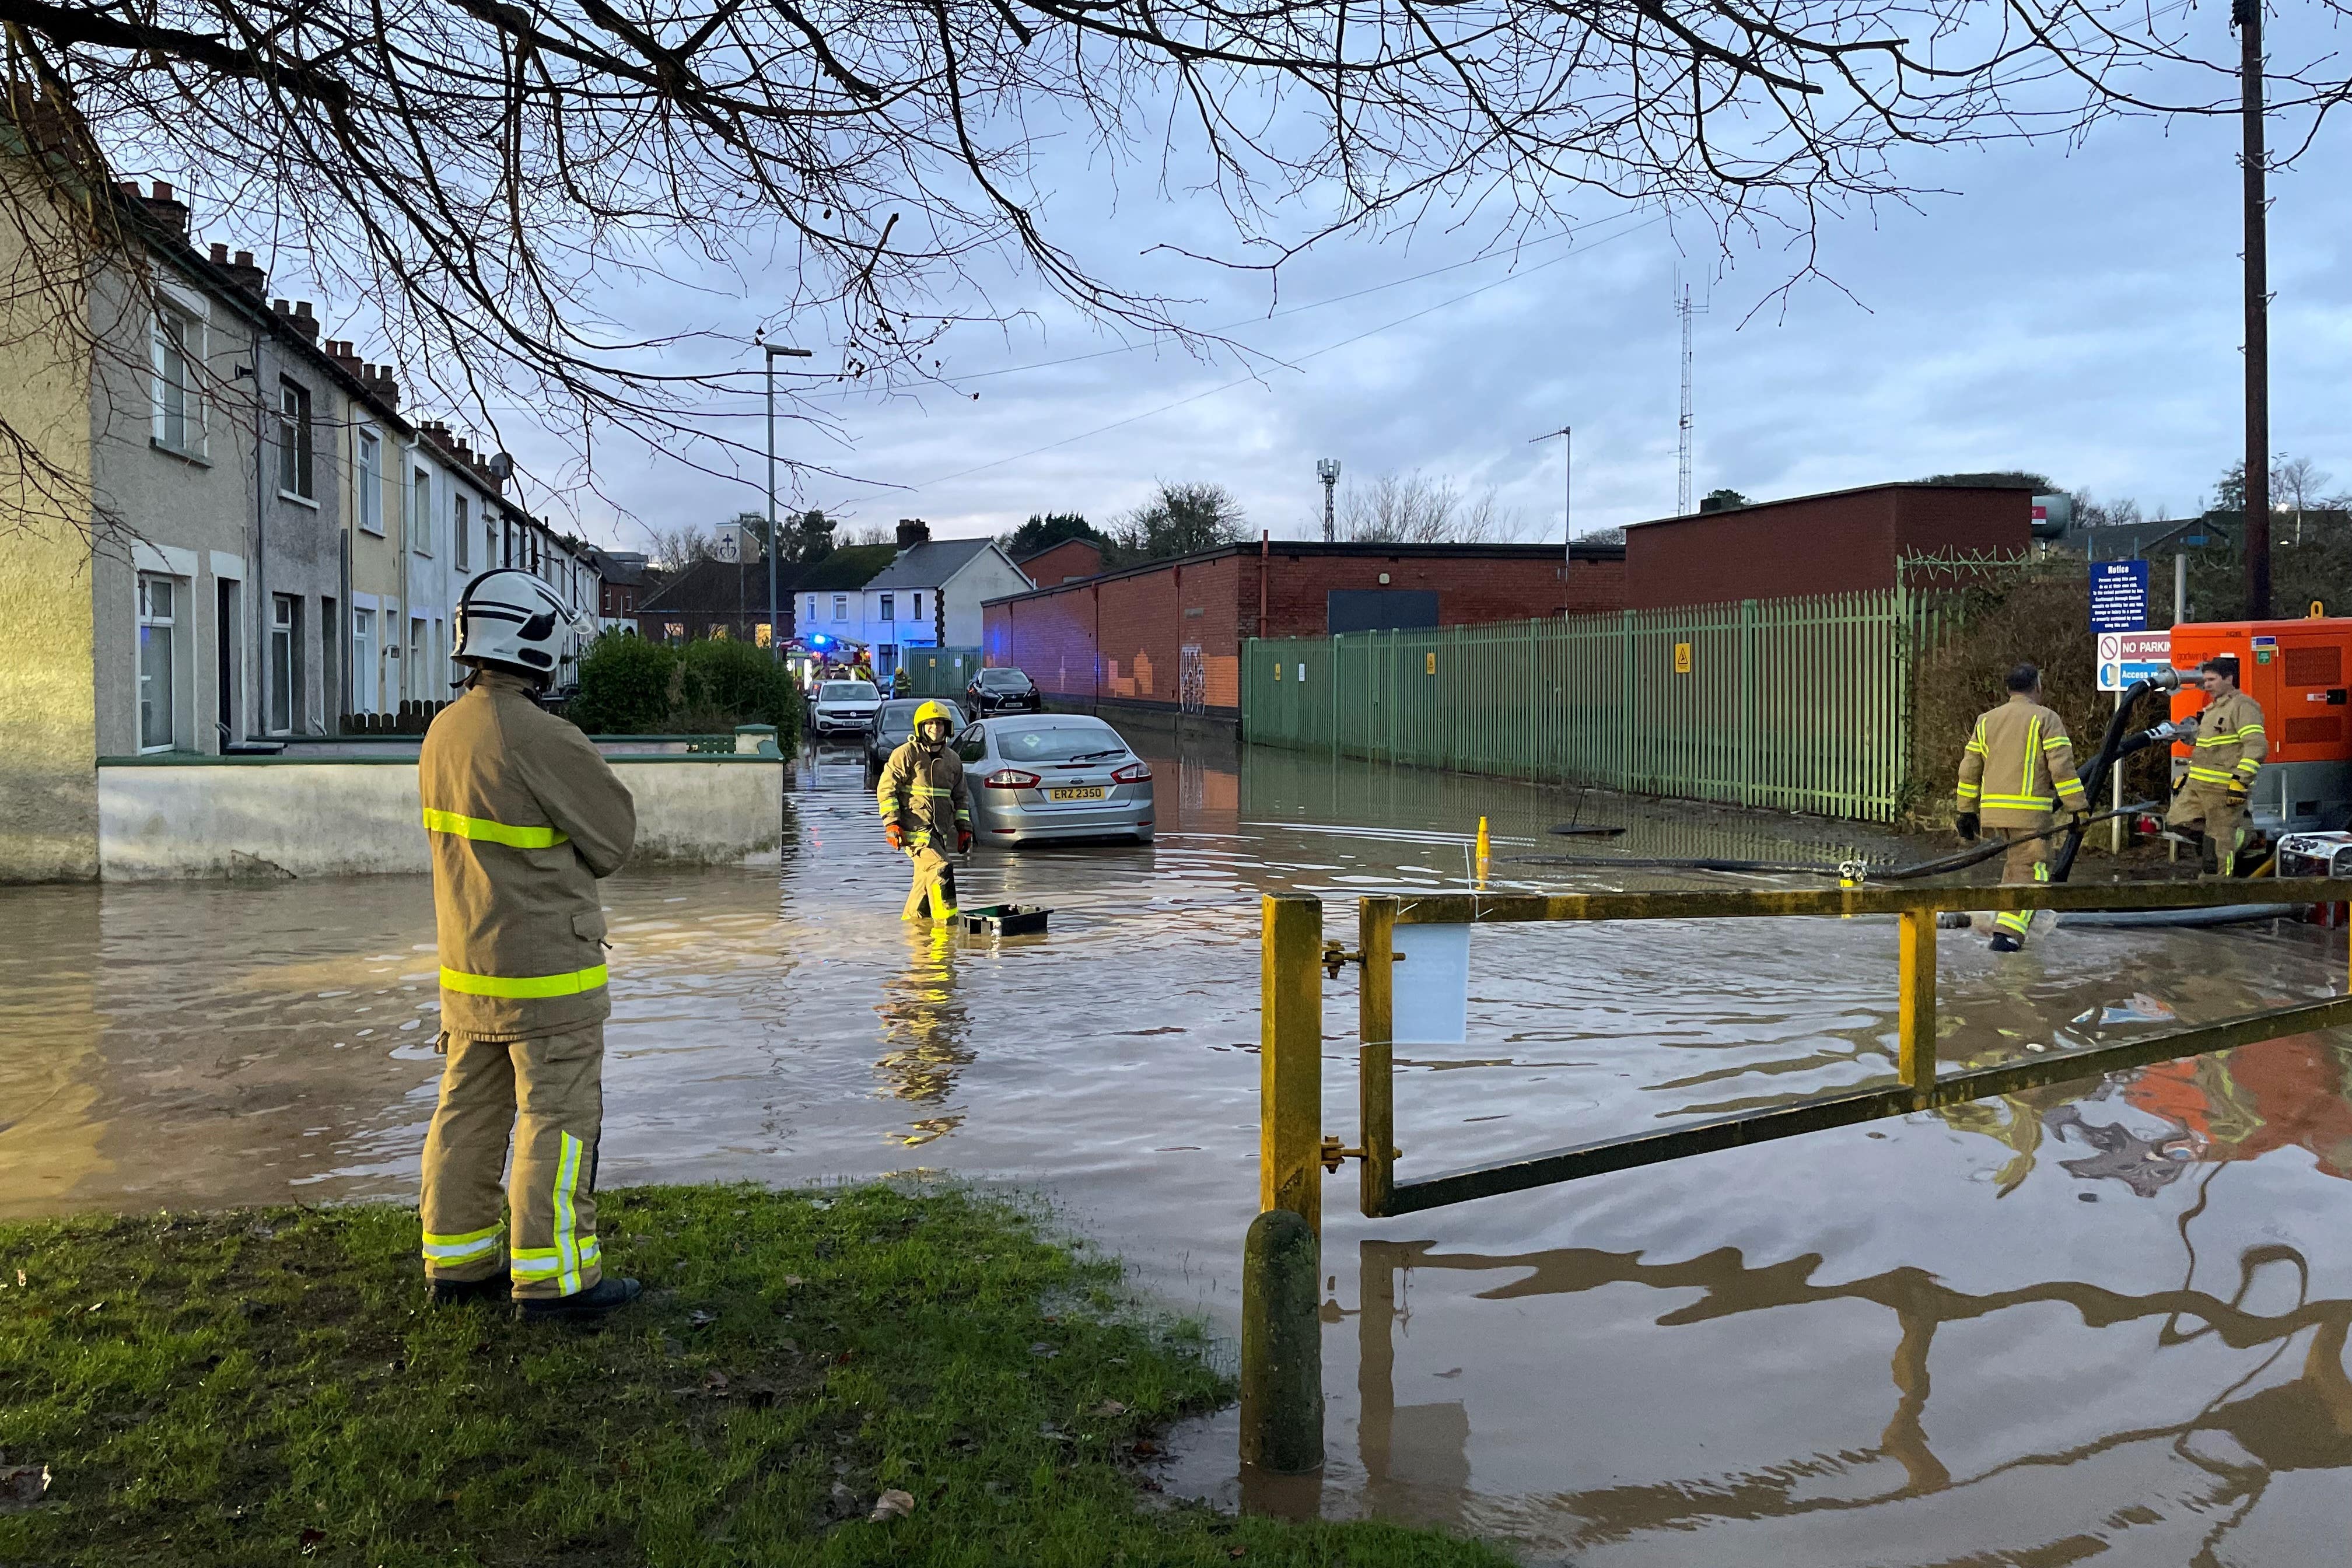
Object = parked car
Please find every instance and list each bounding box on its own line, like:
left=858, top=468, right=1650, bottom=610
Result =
left=965, top=666, right=1044, bottom=715
left=810, top=679, right=883, bottom=738
left=958, top=715, right=1153, bottom=845
left=866, top=697, right=968, bottom=769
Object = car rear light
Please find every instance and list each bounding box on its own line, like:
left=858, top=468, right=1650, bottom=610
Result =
left=984, top=768, right=1041, bottom=790
left=1111, top=762, right=1152, bottom=784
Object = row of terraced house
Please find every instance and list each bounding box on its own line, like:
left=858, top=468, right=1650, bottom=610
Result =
left=2, top=120, right=635, bottom=880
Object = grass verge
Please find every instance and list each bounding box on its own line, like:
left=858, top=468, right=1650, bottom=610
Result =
left=0, top=1184, right=1509, bottom=1566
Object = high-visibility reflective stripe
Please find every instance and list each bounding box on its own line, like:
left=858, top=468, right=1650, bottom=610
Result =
left=2020, top=716, right=2042, bottom=802
left=422, top=807, right=568, bottom=849
left=439, top=964, right=608, bottom=998
left=2041, top=737, right=2074, bottom=751
left=510, top=1248, right=563, bottom=1280
left=422, top=1222, right=505, bottom=1262
left=2236, top=726, right=2266, bottom=739
left=2056, top=780, right=2088, bottom=800
left=554, top=1132, right=586, bottom=1295
left=1980, top=793, right=2056, bottom=808
left=2186, top=766, right=2239, bottom=785
left=1955, top=783, right=1982, bottom=799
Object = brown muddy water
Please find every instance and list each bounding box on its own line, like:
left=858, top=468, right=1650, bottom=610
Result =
left=4, top=725, right=2349, bottom=1565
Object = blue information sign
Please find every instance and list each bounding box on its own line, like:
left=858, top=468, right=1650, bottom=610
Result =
left=2089, top=559, right=2150, bottom=634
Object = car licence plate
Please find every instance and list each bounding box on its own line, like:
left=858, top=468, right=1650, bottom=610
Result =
left=1048, top=786, right=1105, bottom=802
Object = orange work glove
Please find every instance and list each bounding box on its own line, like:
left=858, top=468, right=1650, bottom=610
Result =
left=885, top=821, right=905, bottom=850
left=958, top=826, right=975, bottom=853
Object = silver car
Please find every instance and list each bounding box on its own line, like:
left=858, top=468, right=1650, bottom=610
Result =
left=958, top=715, right=1154, bottom=845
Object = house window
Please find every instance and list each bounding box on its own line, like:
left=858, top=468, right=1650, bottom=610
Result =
left=911, top=592, right=923, bottom=620
left=356, top=430, right=383, bottom=534
left=412, top=470, right=432, bottom=555
left=276, top=379, right=313, bottom=498
left=879, top=593, right=895, bottom=623
left=409, top=617, right=427, bottom=701
left=137, top=573, right=178, bottom=751
left=152, top=308, right=204, bottom=456
left=806, top=596, right=817, bottom=622
left=486, top=519, right=498, bottom=572
left=268, top=594, right=299, bottom=734
left=454, top=495, right=470, bottom=570
left=351, top=607, right=375, bottom=715
left=832, top=595, right=848, bottom=621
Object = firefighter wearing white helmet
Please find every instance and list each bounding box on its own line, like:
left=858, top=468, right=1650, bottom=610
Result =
left=877, top=699, right=972, bottom=921
left=415, top=569, right=642, bottom=1320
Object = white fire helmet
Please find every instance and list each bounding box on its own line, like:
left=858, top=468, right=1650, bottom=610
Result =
left=452, top=569, right=594, bottom=695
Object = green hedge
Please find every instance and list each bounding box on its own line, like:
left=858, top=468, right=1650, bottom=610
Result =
left=568, top=632, right=800, bottom=746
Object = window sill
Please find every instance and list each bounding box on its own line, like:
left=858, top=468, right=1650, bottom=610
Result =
left=276, top=489, right=321, bottom=511
left=150, top=438, right=210, bottom=468
left=359, top=523, right=386, bottom=537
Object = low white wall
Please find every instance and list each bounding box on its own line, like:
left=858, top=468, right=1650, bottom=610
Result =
left=97, top=757, right=783, bottom=881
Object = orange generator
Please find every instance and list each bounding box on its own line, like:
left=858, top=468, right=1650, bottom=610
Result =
left=2168, top=617, right=2352, bottom=835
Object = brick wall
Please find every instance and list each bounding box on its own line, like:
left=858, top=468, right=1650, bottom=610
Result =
left=1626, top=485, right=2030, bottom=609
left=984, top=544, right=1625, bottom=722
left=1017, top=537, right=1104, bottom=586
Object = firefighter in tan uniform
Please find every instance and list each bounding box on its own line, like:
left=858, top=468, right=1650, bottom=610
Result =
left=418, top=569, right=642, bottom=1320
left=2166, top=655, right=2269, bottom=876
left=1955, top=663, right=2089, bottom=954
left=878, top=700, right=972, bottom=921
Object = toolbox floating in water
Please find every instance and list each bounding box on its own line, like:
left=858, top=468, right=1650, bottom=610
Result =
left=960, top=903, right=1051, bottom=936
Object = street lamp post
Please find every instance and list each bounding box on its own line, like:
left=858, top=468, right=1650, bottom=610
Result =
left=761, top=339, right=813, bottom=659
left=1528, top=426, right=1571, bottom=563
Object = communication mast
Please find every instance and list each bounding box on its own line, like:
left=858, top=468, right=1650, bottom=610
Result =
left=1317, top=457, right=1342, bottom=542
left=1675, top=281, right=1704, bottom=516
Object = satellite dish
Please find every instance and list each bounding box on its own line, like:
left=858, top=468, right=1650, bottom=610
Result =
left=487, top=452, right=514, bottom=482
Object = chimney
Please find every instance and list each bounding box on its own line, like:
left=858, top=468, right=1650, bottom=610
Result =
left=288, top=300, right=319, bottom=343
left=209, top=243, right=228, bottom=264
left=220, top=249, right=266, bottom=298
left=328, top=339, right=363, bottom=376
left=895, top=517, right=930, bottom=551
left=359, top=364, right=400, bottom=411
left=137, top=180, right=189, bottom=238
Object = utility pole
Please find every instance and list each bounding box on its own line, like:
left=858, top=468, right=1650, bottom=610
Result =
left=2237, top=0, right=2270, bottom=619
left=1316, top=458, right=1340, bottom=542
left=1676, top=282, right=1704, bottom=516
left=760, top=337, right=813, bottom=659
left=1528, top=426, right=1571, bottom=562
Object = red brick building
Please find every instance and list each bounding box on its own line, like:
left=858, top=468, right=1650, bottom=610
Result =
left=1016, top=537, right=1105, bottom=586
left=1624, top=482, right=2031, bottom=610
left=983, top=539, right=1625, bottom=722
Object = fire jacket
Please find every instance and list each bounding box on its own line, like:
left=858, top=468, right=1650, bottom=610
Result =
left=419, top=668, right=638, bottom=1038
left=1955, top=694, right=2089, bottom=828
left=2183, top=688, right=2269, bottom=791
left=877, top=736, right=970, bottom=850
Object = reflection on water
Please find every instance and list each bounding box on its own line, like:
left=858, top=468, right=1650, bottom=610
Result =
left=5, top=718, right=2351, bottom=1563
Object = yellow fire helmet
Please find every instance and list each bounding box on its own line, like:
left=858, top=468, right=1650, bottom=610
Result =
left=913, top=700, right=957, bottom=730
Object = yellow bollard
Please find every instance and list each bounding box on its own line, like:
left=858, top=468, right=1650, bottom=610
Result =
left=1474, top=816, right=1491, bottom=887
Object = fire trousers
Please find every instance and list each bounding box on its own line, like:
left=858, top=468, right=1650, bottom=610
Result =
left=2167, top=784, right=2246, bottom=876
left=901, top=845, right=960, bottom=921
left=419, top=1024, right=605, bottom=1300
left=1992, top=822, right=2050, bottom=941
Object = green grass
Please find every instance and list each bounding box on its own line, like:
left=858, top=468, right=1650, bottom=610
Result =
left=0, top=1184, right=1510, bottom=1566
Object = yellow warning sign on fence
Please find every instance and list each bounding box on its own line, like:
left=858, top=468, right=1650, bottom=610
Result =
left=1425, top=652, right=1437, bottom=676
left=1673, top=642, right=1692, bottom=674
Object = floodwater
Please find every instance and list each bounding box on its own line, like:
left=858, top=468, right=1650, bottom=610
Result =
left=5, top=723, right=2349, bottom=1566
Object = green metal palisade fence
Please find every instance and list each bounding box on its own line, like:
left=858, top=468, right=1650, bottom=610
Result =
left=1241, top=590, right=1943, bottom=824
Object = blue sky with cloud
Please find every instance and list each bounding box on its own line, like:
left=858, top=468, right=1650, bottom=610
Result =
left=522, top=58, right=2352, bottom=556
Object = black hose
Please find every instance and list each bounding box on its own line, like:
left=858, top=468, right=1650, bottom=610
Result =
left=1500, top=803, right=2158, bottom=882
left=2050, top=676, right=2173, bottom=883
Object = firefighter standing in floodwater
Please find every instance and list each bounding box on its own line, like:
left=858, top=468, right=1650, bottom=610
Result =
left=2168, top=654, right=2269, bottom=876
left=879, top=700, right=972, bottom=921
left=1954, top=663, right=2089, bottom=954
left=416, top=569, right=642, bottom=1321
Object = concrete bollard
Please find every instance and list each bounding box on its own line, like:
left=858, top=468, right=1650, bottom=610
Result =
left=1239, top=1208, right=1323, bottom=1474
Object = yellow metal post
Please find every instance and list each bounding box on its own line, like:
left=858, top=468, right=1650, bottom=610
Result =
left=1898, top=907, right=1936, bottom=1102
left=1359, top=896, right=1398, bottom=1218
left=1261, top=894, right=1324, bottom=1230
left=1474, top=816, right=1491, bottom=886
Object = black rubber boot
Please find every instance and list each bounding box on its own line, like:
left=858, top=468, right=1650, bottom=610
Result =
left=1988, top=933, right=2024, bottom=954
left=516, top=1275, right=642, bottom=1324
left=426, top=1273, right=512, bottom=1307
